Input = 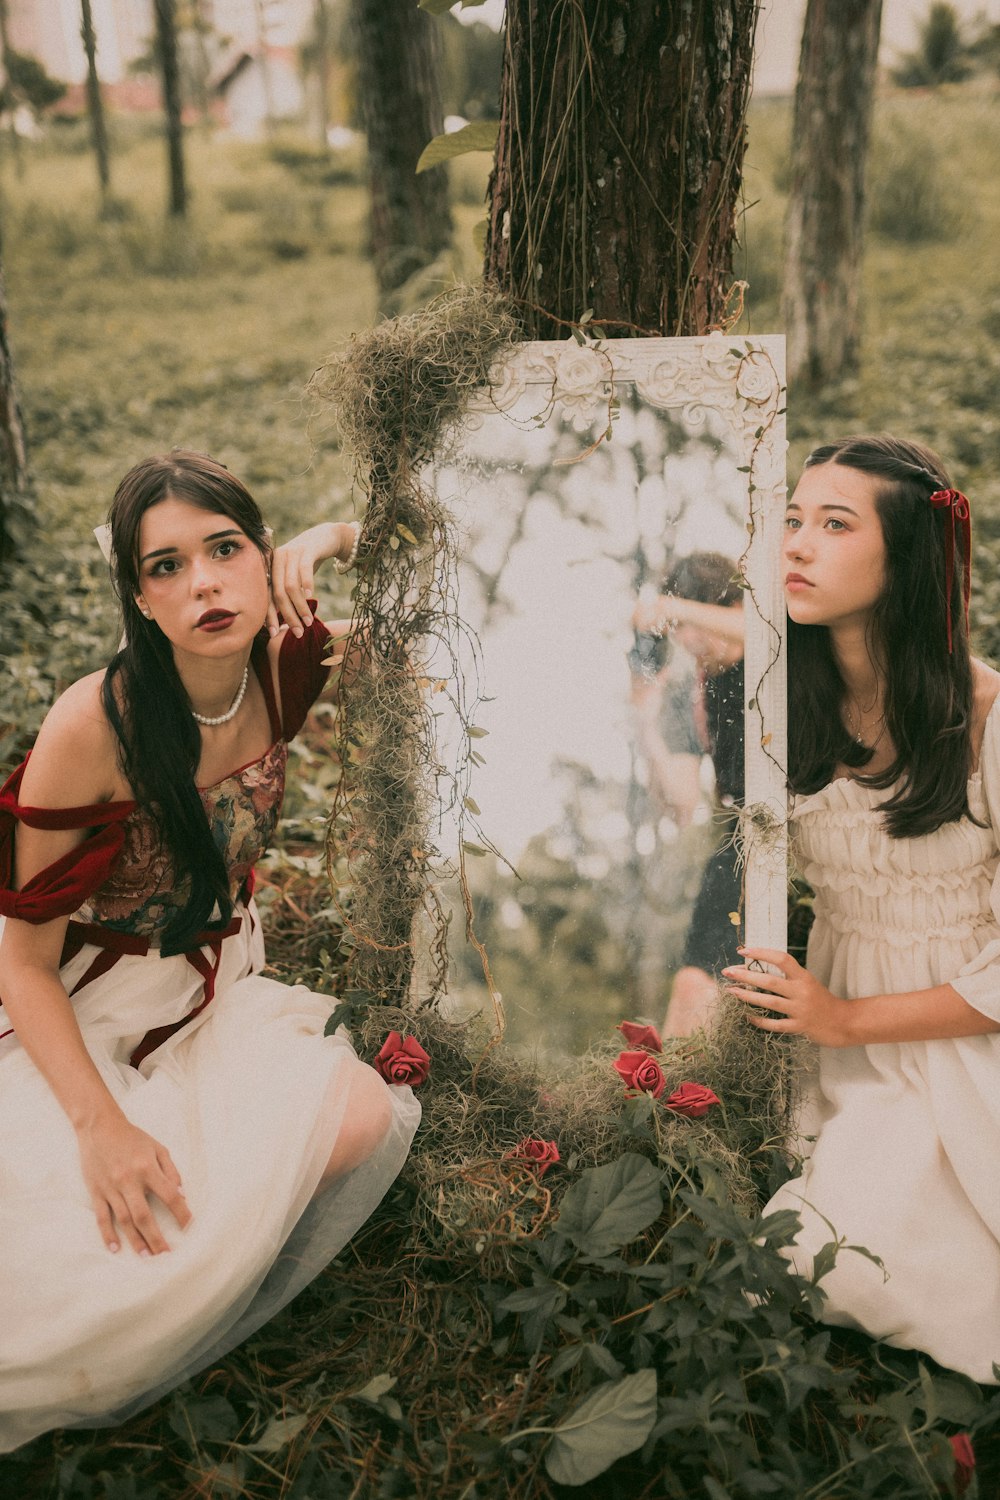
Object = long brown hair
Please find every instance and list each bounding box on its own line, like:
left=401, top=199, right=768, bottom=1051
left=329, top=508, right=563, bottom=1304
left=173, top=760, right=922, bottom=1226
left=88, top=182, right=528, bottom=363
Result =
left=788, top=435, right=975, bottom=837
left=101, top=451, right=270, bottom=954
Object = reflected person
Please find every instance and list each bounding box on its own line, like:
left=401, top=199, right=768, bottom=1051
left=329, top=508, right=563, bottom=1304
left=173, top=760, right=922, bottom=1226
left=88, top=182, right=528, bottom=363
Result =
left=632, top=552, right=745, bottom=1035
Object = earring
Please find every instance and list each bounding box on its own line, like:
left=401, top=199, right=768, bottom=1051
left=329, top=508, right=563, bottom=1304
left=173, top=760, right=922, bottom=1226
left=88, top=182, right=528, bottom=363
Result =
left=137, top=600, right=152, bottom=618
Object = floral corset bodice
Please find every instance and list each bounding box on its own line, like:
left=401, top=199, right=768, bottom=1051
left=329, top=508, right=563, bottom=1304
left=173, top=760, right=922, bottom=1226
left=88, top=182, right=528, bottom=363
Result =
left=72, top=739, right=287, bottom=943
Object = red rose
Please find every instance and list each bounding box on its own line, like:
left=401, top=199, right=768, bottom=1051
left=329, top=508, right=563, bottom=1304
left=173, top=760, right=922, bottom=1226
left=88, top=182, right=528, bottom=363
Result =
left=506, top=1138, right=560, bottom=1176
left=950, top=1434, right=975, bottom=1495
left=616, top=1020, right=663, bottom=1053
left=374, top=1031, right=431, bottom=1087
left=663, top=1081, right=720, bottom=1118
left=613, top=1049, right=666, bottom=1098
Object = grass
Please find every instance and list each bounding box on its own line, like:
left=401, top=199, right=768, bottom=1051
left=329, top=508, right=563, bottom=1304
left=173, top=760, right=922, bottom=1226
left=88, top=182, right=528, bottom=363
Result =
left=3, top=92, right=1000, bottom=1497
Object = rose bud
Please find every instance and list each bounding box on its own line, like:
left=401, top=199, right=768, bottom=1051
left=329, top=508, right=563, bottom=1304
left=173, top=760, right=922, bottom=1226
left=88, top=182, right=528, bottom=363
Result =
left=616, top=1020, right=663, bottom=1053
left=613, top=1049, right=666, bottom=1098
left=373, top=1031, right=431, bottom=1087
left=949, top=1434, right=975, bottom=1496
left=505, top=1138, right=560, bottom=1176
left=663, top=1081, right=721, bottom=1118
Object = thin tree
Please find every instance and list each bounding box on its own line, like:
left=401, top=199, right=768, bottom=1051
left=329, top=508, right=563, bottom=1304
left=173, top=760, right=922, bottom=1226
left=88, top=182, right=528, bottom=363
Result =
left=484, top=1, right=760, bottom=338
left=80, top=0, right=112, bottom=211
left=0, top=0, right=22, bottom=178
left=783, top=0, right=883, bottom=387
left=313, top=0, right=330, bottom=152
left=0, top=225, right=31, bottom=567
left=153, top=0, right=187, bottom=217
left=350, top=0, right=453, bottom=314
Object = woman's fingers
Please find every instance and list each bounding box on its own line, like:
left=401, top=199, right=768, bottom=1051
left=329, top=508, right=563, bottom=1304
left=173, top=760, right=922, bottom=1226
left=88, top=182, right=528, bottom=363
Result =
left=726, top=983, right=791, bottom=1013
left=271, top=548, right=315, bottom=637
left=722, top=965, right=790, bottom=996
left=155, top=1153, right=193, bottom=1231
left=737, top=946, right=799, bottom=973
left=92, top=1196, right=121, bottom=1254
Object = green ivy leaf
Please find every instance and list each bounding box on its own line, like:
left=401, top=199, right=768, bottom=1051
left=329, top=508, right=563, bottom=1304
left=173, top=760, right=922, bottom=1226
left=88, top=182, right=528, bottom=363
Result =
left=544, top=1369, right=657, bottom=1486
left=416, top=120, right=499, bottom=174
left=556, top=1153, right=663, bottom=1257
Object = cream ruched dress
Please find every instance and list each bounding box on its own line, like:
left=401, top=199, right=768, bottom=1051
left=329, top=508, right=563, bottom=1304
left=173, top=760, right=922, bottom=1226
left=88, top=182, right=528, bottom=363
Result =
left=765, top=698, right=1000, bottom=1382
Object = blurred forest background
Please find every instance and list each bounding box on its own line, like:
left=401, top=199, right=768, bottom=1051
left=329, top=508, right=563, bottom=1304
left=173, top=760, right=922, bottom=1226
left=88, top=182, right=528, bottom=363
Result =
left=4, top=0, right=1000, bottom=1045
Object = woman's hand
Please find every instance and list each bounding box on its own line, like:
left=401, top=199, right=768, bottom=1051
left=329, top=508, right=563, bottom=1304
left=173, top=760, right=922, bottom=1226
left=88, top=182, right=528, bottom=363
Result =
left=632, top=597, right=682, bottom=634
left=722, top=946, right=855, bottom=1048
left=76, top=1109, right=192, bottom=1256
left=267, top=522, right=356, bottom=638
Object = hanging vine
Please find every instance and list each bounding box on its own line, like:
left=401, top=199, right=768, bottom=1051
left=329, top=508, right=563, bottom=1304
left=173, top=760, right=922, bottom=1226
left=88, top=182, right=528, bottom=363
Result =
left=309, top=284, right=519, bottom=1012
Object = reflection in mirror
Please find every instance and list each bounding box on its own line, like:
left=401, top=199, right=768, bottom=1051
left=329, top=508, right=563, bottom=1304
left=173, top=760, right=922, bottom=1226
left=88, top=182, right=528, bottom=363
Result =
left=427, top=339, right=786, bottom=1055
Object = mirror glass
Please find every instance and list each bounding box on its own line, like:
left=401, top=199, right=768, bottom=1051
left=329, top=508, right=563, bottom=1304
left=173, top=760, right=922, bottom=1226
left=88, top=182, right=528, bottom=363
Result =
left=426, top=338, right=786, bottom=1055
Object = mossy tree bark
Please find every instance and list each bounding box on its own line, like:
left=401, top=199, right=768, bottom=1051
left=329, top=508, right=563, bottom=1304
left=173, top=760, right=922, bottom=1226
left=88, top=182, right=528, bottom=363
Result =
left=80, top=0, right=112, bottom=210
left=0, top=230, right=31, bottom=567
left=783, top=0, right=883, bottom=387
left=350, top=0, right=453, bottom=315
left=484, top=0, right=759, bottom=338
left=153, top=0, right=187, bottom=217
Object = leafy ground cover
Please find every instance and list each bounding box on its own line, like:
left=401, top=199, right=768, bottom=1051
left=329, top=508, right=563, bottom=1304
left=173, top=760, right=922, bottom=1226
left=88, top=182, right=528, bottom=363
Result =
left=2, top=92, right=1000, bottom=1496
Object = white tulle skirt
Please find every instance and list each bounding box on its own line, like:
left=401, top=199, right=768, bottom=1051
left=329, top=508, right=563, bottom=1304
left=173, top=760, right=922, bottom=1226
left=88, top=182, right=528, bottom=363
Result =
left=0, top=905, right=421, bottom=1452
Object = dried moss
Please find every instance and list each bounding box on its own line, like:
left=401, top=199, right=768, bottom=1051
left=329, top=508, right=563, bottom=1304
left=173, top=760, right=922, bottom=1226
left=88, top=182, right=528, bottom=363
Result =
left=308, top=285, right=519, bottom=1008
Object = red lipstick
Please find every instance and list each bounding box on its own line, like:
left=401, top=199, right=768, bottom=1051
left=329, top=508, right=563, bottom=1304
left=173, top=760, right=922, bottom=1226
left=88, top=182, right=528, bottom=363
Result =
left=196, top=609, right=236, bottom=632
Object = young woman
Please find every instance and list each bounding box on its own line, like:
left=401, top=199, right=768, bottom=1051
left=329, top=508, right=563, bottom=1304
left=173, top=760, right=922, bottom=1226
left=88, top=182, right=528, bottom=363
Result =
left=0, top=451, right=421, bottom=1451
left=723, top=435, right=1000, bottom=1383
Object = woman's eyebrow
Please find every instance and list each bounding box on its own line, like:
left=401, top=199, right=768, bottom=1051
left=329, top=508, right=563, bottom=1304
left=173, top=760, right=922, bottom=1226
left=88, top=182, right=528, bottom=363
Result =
left=140, top=529, right=241, bottom=564
left=784, top=501, right=860, bottom=517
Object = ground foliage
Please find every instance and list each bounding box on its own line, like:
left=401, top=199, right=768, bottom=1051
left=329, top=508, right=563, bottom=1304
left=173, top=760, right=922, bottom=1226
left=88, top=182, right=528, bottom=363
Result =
left=3, top=103, right=1000, bottom=1496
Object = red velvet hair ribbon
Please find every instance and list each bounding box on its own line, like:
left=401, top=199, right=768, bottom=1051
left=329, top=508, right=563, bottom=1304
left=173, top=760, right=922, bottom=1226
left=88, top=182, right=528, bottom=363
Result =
left=929, top=488, right=971, bottom=652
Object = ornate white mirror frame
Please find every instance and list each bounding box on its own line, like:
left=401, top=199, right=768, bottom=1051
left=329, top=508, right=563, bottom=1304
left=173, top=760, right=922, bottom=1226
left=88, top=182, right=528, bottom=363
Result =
left=435, top=332, right=787, bottom=1036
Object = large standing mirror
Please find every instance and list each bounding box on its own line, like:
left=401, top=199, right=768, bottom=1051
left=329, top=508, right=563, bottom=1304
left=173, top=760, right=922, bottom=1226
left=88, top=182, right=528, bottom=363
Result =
left=426, top=337, right=786, bottom=1054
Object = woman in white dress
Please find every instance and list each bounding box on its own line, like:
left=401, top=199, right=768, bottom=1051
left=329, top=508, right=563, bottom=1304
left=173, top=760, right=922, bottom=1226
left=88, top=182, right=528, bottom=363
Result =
left=0, top=451, right=421, bottom=1451
left=723, top=434, right=1000, bottom=1383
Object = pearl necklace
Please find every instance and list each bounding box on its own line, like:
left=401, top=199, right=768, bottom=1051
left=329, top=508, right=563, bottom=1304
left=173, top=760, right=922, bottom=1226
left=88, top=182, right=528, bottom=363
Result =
left=192, top=665, right=249, bottom=727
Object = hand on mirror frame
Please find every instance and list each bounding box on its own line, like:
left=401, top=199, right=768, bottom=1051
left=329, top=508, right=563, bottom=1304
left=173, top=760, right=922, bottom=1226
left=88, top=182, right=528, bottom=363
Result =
left=632, top=597, right=682, bottom=634
left=722, top=946, right=854, bottom=1048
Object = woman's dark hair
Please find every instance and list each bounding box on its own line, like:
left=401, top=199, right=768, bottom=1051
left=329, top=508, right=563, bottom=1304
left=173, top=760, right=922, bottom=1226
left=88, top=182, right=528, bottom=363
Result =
left=661, top=551, right=742, bottom=607
left=788, top=434, right=974, bottom=837
left=101, top=451, right=270, bottom=956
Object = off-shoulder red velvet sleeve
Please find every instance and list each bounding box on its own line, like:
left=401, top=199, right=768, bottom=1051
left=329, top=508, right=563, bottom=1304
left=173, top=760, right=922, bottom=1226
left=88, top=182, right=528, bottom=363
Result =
left=0, top=758, right=134, bottom=924
left=277, top=610, right=333, bottom=741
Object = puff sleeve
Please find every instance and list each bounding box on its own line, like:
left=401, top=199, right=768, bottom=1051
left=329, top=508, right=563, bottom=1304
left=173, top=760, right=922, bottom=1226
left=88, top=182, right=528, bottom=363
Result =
left=276, top=611, right=333, bottom=742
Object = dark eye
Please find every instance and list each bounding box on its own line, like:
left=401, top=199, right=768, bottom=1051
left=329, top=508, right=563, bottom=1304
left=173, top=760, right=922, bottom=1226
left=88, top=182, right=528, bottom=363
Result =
left=215, top=540, right=242, bottom=558
left=150, top=558, right=179, bottom=576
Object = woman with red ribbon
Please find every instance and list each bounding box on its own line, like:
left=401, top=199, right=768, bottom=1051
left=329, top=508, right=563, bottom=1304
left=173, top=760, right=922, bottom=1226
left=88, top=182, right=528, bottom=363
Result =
left=0, top=452, right=420, bottom=1451
left=723, top=435, right=1000, bottom=1382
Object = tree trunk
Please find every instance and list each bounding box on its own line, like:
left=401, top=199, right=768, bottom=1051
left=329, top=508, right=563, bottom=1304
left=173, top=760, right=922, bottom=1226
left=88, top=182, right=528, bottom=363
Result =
left=314, top=0, right=330, bottom=153
left=153, top=0, right=187, bottom=217
left=484, top=0, right=759, bottom=338
left=783, top=0, right=883, bottom=387
left=0, top=228, right=31, bottom=568
left=80, top=0, right=112, bottom=209
left=351, top=0, right=454, bottom=314
left=0, top=0, right=23, bottom=179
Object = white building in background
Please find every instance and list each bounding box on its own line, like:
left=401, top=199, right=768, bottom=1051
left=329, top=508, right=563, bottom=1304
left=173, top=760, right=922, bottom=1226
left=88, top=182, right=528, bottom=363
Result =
left=7, top=0, right=150, bottom=85
left=6, top=0, right=311, bottom=87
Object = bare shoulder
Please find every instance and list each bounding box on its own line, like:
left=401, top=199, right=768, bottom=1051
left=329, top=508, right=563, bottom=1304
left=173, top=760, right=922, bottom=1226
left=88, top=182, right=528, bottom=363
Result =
left=19, top=671, right=122, bottom=807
